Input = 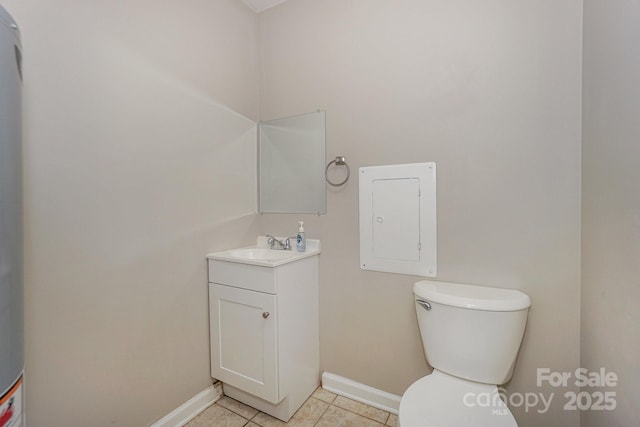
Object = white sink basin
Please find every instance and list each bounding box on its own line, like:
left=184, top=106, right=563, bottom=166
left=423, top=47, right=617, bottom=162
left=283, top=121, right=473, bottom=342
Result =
left=229, top=248, right=293, bottom=260
left=207, top=236, right=320, bottom=267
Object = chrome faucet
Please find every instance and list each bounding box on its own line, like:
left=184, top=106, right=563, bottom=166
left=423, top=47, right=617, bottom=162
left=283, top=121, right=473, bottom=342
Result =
left=266, top=235, right=291, bottom=250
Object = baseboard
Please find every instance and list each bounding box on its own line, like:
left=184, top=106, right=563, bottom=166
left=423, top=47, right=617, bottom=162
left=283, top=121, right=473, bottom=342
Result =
left=151, top=382, right=223, bottom=427
left=321, top=372, right=401, bottom=415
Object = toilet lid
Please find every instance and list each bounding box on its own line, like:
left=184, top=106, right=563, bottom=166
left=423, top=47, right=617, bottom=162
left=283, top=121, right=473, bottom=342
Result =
left=399, top=370, right=518, bottom=427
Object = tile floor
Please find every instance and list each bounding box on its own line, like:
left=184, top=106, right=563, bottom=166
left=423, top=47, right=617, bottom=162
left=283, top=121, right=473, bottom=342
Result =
left=185, top=387, right=399, bottom=427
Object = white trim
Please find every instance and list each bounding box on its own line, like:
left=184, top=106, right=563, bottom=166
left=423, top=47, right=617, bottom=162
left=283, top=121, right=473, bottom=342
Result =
left=321, top=372, right=402, bottom=415
left=150, top=383, right=223, bottom=427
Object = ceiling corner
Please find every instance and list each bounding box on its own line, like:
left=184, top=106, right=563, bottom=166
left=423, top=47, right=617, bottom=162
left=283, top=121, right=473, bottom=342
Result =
left=242, top=0, right=290, bottom=13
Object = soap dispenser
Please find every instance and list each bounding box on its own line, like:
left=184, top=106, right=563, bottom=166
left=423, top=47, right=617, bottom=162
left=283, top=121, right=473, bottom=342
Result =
left=296, top=221, right=306, bottom=252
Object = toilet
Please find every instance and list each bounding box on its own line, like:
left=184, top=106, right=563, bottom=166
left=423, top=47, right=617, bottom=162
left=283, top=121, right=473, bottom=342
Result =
left=399, top=280, right=531, bottom=427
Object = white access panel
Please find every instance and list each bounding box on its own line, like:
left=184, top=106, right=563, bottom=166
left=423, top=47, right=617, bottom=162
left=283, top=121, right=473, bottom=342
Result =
left=359, top=162, right=437, bottom=277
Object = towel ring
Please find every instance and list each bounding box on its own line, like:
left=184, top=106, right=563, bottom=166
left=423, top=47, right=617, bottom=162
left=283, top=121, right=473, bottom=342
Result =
left=325, top=156, right=350, bottom=187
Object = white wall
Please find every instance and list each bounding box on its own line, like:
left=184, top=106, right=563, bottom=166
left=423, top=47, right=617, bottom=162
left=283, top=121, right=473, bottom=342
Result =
left=258, top=1, right=582, bottom=426
left=0, top=1, right=259, bottom=425
left=582, top=1, right=640, bottom=426
left=1, top=1, right=609, bottom=426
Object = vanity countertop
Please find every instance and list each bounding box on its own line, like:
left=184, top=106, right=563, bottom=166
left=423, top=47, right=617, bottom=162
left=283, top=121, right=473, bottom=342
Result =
left=207, top=236, right=320, bottom=267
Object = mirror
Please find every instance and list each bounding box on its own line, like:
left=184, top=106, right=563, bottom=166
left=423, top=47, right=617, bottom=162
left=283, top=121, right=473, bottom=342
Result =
left=258, top=110, right=326, bottom=214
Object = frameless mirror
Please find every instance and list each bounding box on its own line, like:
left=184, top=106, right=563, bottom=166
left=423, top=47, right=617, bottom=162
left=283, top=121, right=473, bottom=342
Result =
left=258, top=111, right=326, bottom=214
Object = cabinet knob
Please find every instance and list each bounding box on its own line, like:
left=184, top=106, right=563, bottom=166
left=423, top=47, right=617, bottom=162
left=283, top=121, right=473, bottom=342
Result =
left=262, top=312, right=270, bottom=319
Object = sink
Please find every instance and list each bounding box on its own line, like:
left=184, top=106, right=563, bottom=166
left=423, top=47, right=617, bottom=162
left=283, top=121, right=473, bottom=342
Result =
left=229, top=248, right=293, bottom=260
left=207, top=236, right=320, bottom=267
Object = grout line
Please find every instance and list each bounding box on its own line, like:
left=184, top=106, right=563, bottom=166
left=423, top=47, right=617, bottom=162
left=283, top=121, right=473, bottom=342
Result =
left=312, top=397, right=332, bottom=427
left=214, top=399, right=254, bottom=423
left=330, top=398, right=390, bottom=425
left=200, top=392, right=394, bottom=426
left=312, top=398, right=390, bottom=426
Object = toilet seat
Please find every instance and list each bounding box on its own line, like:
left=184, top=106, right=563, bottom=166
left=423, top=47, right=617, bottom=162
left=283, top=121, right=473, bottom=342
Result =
left=399, top=370, right=518, bottom=427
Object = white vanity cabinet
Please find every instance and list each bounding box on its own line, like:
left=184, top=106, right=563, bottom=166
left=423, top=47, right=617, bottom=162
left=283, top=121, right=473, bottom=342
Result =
left=207, top=244, right=319, bottom=422
left=209, top=283, right=278, bottom=402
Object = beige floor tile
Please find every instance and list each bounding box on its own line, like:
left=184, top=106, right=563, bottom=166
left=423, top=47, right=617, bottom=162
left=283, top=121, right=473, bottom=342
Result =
left=312, top=387, right=337, bottom=404
left=332, top=396, right=389, bottom=424
left=217, top=396, right=260, bottom=419
left=287, top=397, right=330, bottom=426
left=250, top=397, right=329, bottom=427
left=315, top=405, right=384, bottom=427
left=251, top=412, right=288, bottom=427
left=184, top=404, right=248, bottom=427
left=386, top=413, right=399, bottom=427
left=246, top=423, right=260, bottom=427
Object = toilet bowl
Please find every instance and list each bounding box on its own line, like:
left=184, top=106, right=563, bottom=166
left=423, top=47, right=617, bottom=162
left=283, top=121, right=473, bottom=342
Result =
left=399, top=280, right=531, bottom=427
left=400, top=370, right=517, bottom=427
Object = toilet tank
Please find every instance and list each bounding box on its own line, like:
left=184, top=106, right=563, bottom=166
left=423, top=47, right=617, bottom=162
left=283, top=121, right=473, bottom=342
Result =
left=413, top=280, right=530, bottom=385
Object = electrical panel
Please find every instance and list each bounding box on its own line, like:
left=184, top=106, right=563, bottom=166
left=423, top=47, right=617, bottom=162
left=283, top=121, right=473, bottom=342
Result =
left=359, top=163, right=437, bottom=277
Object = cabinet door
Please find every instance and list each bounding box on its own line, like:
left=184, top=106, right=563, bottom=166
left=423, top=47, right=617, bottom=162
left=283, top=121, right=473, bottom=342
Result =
left=209, top=283, right=279, bottom=403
